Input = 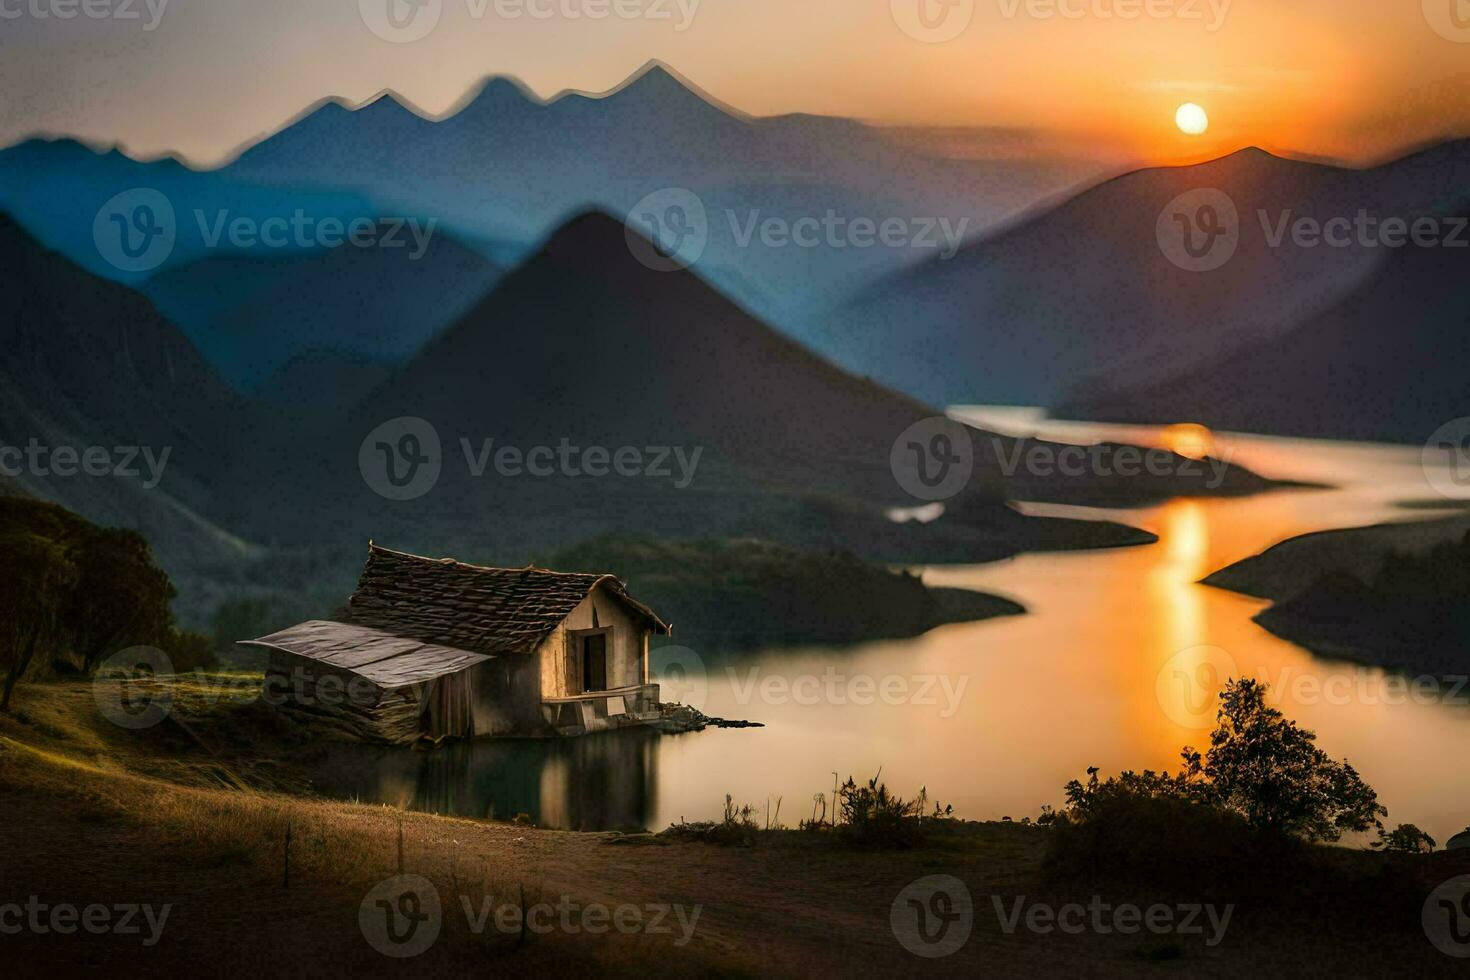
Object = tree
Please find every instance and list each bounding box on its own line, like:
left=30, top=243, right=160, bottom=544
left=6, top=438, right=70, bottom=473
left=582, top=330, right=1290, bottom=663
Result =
left=0, top=533, right=78, bottom=712
left=1182, top=678, right=1386, bottom=842
left=1373, top=824, right=1437, bottom=854
left=68, top=527, right=174, bottom=672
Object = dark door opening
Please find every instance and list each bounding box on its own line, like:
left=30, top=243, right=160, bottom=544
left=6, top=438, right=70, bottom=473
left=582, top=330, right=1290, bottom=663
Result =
left=582, top=634, right=608, bottom=693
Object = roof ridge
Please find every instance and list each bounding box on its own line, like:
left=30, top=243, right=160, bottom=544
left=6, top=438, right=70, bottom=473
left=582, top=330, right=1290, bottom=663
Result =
left=366, top=541, right=613, bottom=580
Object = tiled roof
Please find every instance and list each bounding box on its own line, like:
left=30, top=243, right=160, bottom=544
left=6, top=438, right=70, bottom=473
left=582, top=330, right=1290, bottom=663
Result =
left=343, top=543, right=670, bottom=656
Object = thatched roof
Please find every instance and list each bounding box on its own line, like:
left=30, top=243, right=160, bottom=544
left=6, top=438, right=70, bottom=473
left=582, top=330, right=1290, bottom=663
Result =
left=240, top=620, right=493, bottom=689
left=343, top=543, right=671, bottom=657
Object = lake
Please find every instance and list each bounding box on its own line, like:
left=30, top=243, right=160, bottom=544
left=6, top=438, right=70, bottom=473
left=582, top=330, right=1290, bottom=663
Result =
left=316, top=412, right=1470, bottom=842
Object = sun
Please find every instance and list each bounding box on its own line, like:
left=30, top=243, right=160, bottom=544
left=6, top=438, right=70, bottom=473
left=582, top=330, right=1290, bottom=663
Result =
left=1175, top=103, right=1209, bottom=136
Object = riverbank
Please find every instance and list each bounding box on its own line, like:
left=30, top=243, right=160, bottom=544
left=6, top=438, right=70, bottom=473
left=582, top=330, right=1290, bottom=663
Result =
left=1204, top=515, right=1470, bottom=678
left=2, top=678, right=1467, bottom=976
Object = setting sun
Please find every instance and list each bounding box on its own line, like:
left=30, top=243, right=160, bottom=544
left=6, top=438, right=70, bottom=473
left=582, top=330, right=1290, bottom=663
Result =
left=1176, top=103, right=1210, bottom=136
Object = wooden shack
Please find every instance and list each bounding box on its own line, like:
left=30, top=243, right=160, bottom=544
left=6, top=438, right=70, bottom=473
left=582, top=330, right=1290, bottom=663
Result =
left=240, top=544, right=671, bottom=744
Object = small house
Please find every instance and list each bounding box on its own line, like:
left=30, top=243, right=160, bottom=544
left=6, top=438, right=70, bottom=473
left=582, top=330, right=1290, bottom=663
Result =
left=240, top=544, right=671, bottom=744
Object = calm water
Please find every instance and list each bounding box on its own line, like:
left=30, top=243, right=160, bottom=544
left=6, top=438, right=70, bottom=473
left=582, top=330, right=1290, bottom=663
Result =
left=322, top=412, right=1470, bottom=841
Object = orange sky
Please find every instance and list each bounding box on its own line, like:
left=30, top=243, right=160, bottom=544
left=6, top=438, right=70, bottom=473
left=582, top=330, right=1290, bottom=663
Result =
left=1, top=0, right=1467, bottom=165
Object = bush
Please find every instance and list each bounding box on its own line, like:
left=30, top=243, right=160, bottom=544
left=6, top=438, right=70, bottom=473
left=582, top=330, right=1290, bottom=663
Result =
left=837, top=774, right=927, bottom=848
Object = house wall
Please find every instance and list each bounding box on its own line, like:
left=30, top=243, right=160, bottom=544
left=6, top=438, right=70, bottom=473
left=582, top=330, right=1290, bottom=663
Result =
left=537, top=584, right=649, bottom=699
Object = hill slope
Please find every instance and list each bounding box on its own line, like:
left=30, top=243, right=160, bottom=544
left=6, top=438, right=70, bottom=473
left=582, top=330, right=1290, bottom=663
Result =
left=825, top=141, right=1470, bottom=408
left=1054, top=207, right=1470, bottom=443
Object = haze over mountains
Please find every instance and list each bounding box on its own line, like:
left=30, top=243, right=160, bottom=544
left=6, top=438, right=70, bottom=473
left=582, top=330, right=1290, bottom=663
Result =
left=826, top=140, right=1470, bottom=415
left=0, top=62, right=1104, bottom=348
left=1, top=205, right=1277, bottom=624
left=5, top=61, right=1463, bottom=447
left=1056, top=205, right=1470, bottom=444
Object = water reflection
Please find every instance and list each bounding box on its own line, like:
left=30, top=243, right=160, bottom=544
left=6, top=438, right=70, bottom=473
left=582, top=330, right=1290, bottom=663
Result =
left=312, top=729, right=661, bottom=831
left=309, top=417, right=1470, bottom=840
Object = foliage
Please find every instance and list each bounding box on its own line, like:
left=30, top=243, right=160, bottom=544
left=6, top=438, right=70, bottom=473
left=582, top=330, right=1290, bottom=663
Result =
left=0, top=498, right=199, bottom=710
left=1372, top=823, right=1437, bottom=854
left=836, top=773, right=926, bottom=848
left=1052, top=680, right=1385, bottom=846
left=68, top=527, right=175, bottom=672
left=1181, top=678, right=1385, bottom=842
left=0, top=530, right=78, bottom=711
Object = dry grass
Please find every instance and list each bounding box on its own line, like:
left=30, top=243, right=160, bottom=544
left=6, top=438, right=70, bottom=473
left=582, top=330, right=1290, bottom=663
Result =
left=3, top=677, right=1469, bottom=978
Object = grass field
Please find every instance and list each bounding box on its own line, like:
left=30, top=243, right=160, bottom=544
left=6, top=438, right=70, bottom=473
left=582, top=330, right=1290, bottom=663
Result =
left=1, top=675, right=1467, bottom=977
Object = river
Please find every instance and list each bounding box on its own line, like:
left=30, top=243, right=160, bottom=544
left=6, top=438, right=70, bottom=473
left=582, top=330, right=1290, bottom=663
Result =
left=315, top=411, right=1470, bottom=843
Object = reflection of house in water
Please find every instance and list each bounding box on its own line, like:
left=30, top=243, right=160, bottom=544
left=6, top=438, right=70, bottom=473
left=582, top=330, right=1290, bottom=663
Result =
left=315, top=730, right=661, bottom=832
left=241, top=544, right=671, bottom=743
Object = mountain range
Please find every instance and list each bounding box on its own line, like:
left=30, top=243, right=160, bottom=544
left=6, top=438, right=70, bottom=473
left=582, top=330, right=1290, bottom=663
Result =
left=823, top=140, right=1470, bottom=416
left=1054, top=204, right=1470, bottom=443
left=0, top=206, right=1279, bottom=625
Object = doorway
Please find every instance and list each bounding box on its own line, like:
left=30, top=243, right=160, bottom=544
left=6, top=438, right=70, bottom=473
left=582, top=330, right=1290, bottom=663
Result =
left=581, top=633, right=608, bottom=693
